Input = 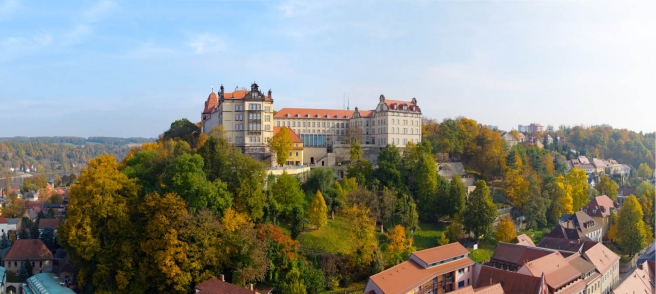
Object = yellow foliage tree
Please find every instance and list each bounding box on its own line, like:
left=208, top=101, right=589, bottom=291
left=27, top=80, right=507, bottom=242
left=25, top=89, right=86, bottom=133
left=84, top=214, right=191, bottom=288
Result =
left=343, top=205, right=378, bottom=266
left=566, top=168, right=589, bottom=211
left=386, top=225, right=412, bottom=265
left=270, top=127, right=294, bottom=166
left=495, top=215, right=517, bottom=242
left=308, top=190, right=328, bottom=228
left=556, top=176, right=574, bottom=214
left=221, top=208, right=252, bottom=233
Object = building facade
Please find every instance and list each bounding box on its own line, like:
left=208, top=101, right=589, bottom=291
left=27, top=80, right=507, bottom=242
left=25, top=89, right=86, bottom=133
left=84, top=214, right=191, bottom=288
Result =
left=202, top=84, right=422, bottom=165
left=201, top=83, right=275, bottom=159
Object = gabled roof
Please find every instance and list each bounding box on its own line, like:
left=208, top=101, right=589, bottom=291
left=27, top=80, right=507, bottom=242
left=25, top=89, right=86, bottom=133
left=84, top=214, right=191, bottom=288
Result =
left=515, top=234, right=536, bottom=247
left=537, top=237, right=597, bottom=253
left=273, top=127, right=302, bottom=144
left=203, top=92, right=219, bottom=114
left=410, top=242, right=470, bottom=266
left=368, top=257, right=474, bottom=294
left=582, top=243, right=620, bottom=274
left=544, top=224, right=592, bottom=241
left=39, top=219, right=62, bottom=230
left=561, top=211, right=600, bottom=235
left=583, top=195, right=618, bottom=217
left=0, top=216, right=7, bottom=224
left=521, top=251, right=581, bottom=290
left=612, top=265, right=654, bottom=294
left=195, top=278, right=258, bottom=294
left=475, top=265, right=546, bottom=294
left=490, top=242, right=553, bottom=267
left=4, top=239, right=53, bottom=261
left=566, top=253, right=596, bottom=275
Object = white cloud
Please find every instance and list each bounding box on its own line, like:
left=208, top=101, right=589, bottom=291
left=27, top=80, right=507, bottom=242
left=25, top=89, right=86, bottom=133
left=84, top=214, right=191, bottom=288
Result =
left=123, top=42, right=176, bottom=59
left=188, top=34, right=225, bottom=54
left=0, top=0, right=19, bottom=20
left=62, top=24, right=93, bottom=44
left=83, top=0, right=116, bottom=22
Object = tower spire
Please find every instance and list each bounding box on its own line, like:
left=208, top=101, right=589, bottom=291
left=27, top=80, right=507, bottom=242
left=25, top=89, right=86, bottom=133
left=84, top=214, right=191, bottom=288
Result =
left=347, top=97, right=350, bottom=110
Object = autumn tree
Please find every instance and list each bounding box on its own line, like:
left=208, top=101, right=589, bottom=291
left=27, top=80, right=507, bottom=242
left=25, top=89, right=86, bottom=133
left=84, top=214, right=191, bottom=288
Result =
left=617, top=195, right=647, bottom=256
left=637, top=163, right=653, bottom=179
left=58, top=155, right=142, bottom=293
left=271, top=172, right=306, bottom=217
left=279, top=267, right=306, bottom=294
left=219, top=208, right=269, bottom=285
left=444, top=214, right=464, bottom=243
left=596, top=175, right=619, bottom=201
left=564, top=167, right=589, bottom=212
left=1, top=192, right=25, bottom=218
left=386, top=225, right=412, bottom=265
left=350, top=139, right=363, bottom=162
left=270, top=127, right=294, bottom=166
left=308, top=191, right=328, bottom=229
left=139, top=192, right=191, bottom=293
left=257, top=224, right=299, bottom=283
left=640, top=189, right=655, bottom=227
left=635, top=181, right=655, bottom=198
left=463, top=180, right=497, bottom=241
left=555, top=175, right=574, bottom=214
left=343, top=205, right=379, bottom=268
left=437, top=233, right=449, bottom=246
left=495, top=215, right=517, bottom=242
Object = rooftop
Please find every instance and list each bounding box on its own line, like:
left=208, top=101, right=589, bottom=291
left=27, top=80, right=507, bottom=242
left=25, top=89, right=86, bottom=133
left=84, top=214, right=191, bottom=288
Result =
left=410, top=242, right=470, bottom=266
left=515, top=234, right=536, bottom=247
left=4, top=239, right=53, bottom=261
left=368, top=257, right=474, bottom=294
left=490, top=242, right=554, bottom=267
left=195, top=278, right=258, bottom=294
left=274, top=108, right=355, bottom=120
left=475, top=265, right=546, bottom=294
left=24, top=273, right=75, bottom=294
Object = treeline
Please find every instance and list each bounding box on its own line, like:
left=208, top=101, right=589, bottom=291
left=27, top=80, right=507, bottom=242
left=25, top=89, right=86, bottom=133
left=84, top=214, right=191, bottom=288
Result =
left=0, top=136, right=154, bottom=146
left=558, top=126, right=654, bottom=169
left=0, top=141, right=132, bottom=174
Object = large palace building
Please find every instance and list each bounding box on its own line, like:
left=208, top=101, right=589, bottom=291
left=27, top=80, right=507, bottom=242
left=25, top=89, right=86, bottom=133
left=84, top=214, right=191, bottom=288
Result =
left=201, top=82, right=422, bottom=166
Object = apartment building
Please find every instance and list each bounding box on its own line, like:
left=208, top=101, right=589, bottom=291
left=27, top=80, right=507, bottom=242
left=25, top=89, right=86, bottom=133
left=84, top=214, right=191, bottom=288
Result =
left=364, top=242, right=474, bottom=294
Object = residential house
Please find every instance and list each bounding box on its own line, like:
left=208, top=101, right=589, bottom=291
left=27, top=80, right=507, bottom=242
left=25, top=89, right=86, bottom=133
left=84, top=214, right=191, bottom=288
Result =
left=22, top=273, right=75, bottom=294
left=6, top=218, right=21, bottom=232
left=542, top=225, right=593, bottom=242
left=38, top=218, right=62, bottom=234
left=195, top=275, right=259, bottom=294
left=565, top=253, right=602, bottom=294
left=25, top=191, right=40, bottom=201
left=582, top=196, right=619, bottom=235
left=364, top=242, right=475, bottom=294
left=516, top=251, right=587, bottom=293
left=500, top=132, right=521, bottom=147
left=0, top=217, right=7, bottom=235
left=581, top=243, right=620, bottom=294
left=616, top=188, right=635, bottom=207
left=3, top=239, right=53, bottom=274
left=449, top=284, right=504, bottom=294
left=615, top=164, right=631, bottom=177
left=612, top=260, right=654, bottom=294
left=515, top=234, right=536, bottom=247
left=487, top=243, right=553, bottom=272
left=272, top=126, right=304, bottom=166
left=591, top=158, right=609, bottom=174
left=536, top=238, right=597, bottom=253
left=556, top=212, right=603, bottom=242
left=475, top=266, right=549, bottom=294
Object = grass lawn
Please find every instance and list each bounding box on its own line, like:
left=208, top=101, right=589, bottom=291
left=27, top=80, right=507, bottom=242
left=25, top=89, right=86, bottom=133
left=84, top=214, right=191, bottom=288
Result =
left=320, top=281, right=366, bottom=294
left=468, top=241, right=497, bottom=263
left=298, top=217, right=355, bottom=254
left=413, top=222, right=447, bottom=250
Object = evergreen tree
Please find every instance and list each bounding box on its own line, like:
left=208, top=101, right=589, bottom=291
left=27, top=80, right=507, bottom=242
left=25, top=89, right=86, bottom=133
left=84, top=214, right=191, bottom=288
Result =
left=413, top=153, right=438, bottom=221
left=24, top=259, right=34, bottom=277
left=617, top=195, right=647, bottom=256
left=30, top=222, right=40, bottom=239
left=18, top=262, right=29, bottom=282
left=39, top=227, right=56, bottom=250
left=18, top=226, right=29, bottom=239
left=463, top=180, right=497, bottom=242
left=291, top=206, right=303, bottom=239
left=308, top=191, right=328, bottom=229
left=446, top=175, right=466, bottom=218
left=0, top=232, right=10, bottom=250
left=279, top=267, right=307, bottom=294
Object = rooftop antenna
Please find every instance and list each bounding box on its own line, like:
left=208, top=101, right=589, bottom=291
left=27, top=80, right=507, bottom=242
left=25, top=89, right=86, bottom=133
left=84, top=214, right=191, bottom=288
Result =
left=211, top=85, right=214, bottom=92
left=347, top=97, right=350, bottom=110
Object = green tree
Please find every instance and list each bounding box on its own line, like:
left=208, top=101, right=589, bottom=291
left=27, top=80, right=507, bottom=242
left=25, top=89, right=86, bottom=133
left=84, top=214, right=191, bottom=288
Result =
left=162, top=118, right=200, bottom=146
left=414, top=153, right=438, bottom=221
left=463, top=180, right=497, bottom=242
left=445, top=175, right=466, bottom=218
left=637, top=163, right=653, bottom=179
left=444, top=214, right=464, bottom=243
left=617, top=195, right=647, bottom=256
left=374, top=145, right=405, bottom=191
left=301, top=262, right=325, bottom=294
left=30, top=222, right=39, bottom=239
left=39, top=227, right=56, bottom=250
left=270, top=127, right=294, bottom=166
left=346, top=159, right=373, bottom=187
left=18, top=226, right=29, bottom=240
left=495, top=215, right=517, bottom=242
left=272, top=172, right=306, bottom=217
left=279, top=267, right=306, bottom=294
left=524, top=176, right=550, bottom=229
left=18, top=262, right=29, bottom=282
left=308, top=191, right=328, bottom=229
left=639, top=191, right=654, bottom=228
left=596, top=175, right=619, bottom=201
left=24, top=258, right=34, bottom=277
left=437, top=233, right=449, bottom=246
left=350, top=139, right=363, bottom=162
left=635, top=181, right=655, bottom=198
left=291, top=207, right=304, bottom=240
left=304, top=168, right=335, bottom=197
left=0, top=232, right=10, bottom=249
left=58, top=155, right=142, bottom=293
left=1, top=192, right=25, bottom=218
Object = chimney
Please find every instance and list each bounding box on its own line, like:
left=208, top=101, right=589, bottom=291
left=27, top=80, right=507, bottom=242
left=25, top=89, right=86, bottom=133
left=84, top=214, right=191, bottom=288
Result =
left=249, top=283, right=254, bottom=291
left=220, top=274, right=225, bottom=282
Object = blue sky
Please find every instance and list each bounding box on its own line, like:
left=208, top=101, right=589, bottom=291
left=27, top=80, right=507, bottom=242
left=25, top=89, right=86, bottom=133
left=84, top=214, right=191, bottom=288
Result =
left=1, top=0, right=654, bottom=137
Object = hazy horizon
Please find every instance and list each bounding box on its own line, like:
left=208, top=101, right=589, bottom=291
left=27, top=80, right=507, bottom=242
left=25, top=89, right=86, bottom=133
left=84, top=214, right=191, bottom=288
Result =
left=1, top=0, right=654, bottom=137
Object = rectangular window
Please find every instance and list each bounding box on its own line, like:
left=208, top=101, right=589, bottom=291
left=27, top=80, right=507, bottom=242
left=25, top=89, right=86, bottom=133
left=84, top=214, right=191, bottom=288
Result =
left=296, top=152, right=299, bottom=156
left=312, top=122, right=315, bottom=127
left=265, top=106, right=270, bottom=112
left=458, top=268, right=465, bottom=274
left=458, top=281, right=464, bottom=288
left=322, top=122, right=326, bottom=127
left=276, top=121, right=280, bottom=126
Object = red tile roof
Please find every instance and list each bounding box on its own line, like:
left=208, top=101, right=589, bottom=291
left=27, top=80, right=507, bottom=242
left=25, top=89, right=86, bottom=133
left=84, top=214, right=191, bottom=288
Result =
left=38, top=219, right=62, bottom=230
left=490, top=243, right=553, bottom=268
left=515, top=234, right=536, bottom=247
left=4, top=239, right=53, bottom=261
left=0, top=216, right=7, bottom=224
left=195, top=278, right=258, bottom=294
left=612, top=265, right=654, bottom=294
left=582, top=242, right=620, bottom=275
left=273, top=127, right=302, bottom=144
left=522, top=251, right=581, bottom=290
left=476, top=266, right=547, bottom=294
left=368, top=256, right=474, bottom=294
left=274, top=108, right=354, bottom=119
left=583, top=195, right=618, bottom=217
left=410, top=242, right=470, bottom=265
left=203, top=92, right=219, bottom=114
